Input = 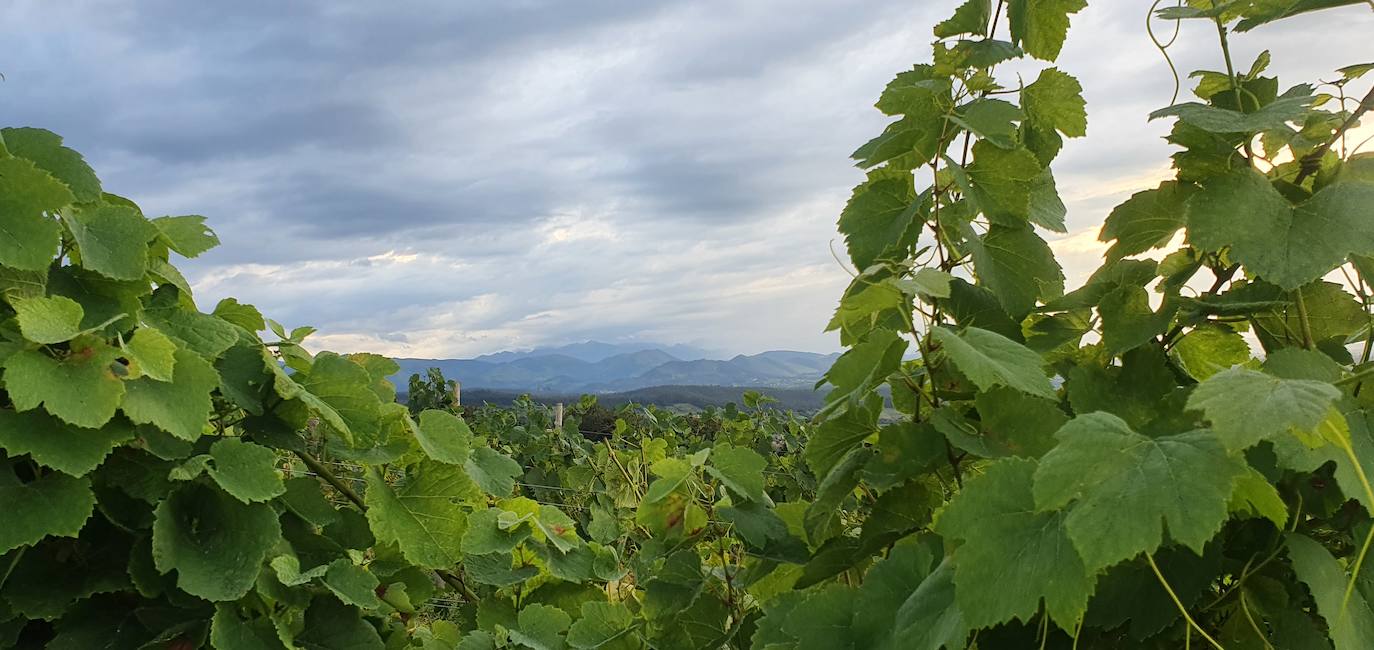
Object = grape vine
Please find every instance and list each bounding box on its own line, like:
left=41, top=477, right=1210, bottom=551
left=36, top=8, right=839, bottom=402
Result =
left=1, top=0, right=1373, bottom=648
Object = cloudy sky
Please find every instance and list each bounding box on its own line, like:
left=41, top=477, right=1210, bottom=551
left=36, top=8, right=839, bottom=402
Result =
left=4, top=1, right=1371, bottom=358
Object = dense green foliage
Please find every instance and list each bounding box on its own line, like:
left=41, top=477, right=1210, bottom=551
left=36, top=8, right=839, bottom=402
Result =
left=3, top=0, right=1374, bottom=648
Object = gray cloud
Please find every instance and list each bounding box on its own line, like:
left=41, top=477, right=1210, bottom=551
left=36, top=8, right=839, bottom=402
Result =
left=3, top=0, right=1371, bottom=357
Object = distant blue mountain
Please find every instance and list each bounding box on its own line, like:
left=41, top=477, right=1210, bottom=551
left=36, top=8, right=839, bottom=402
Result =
left=390, top=342, right=837, bottom=393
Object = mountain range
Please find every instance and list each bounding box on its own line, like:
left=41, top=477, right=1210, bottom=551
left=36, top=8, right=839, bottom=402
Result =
left=388, top=341, right=839, bottom=394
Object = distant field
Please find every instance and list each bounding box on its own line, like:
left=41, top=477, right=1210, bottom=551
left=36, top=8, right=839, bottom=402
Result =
left=400, top=384, right=827, bottom=413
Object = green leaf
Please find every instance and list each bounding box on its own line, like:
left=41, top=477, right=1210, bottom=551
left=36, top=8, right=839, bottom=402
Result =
left=462, top=508, right=532, bottom=555
left=295, top=596, right=385, bottom=650
left=1099, top=181, right=1196, bottom=261
left=0, top=409, right=134, bottom=477
left=1022, top=68, right=1086, bottom=137
left=3, top=338, right=125, bottom=428
left=1027, top=169, right=1068, bottom=233
left=1286, top=533, right=1374, bottom=650
left=897, top=268, right=953, bottom=300
left=1228, top=467, right=1287, bottom=528
left=965, top=142, right=1043, bottom=224
left=0, top=128, right=102, bottom=202
left=706, top=442, right=768, bottom=503
left=782, top=585, right=856, bottom=650
left=415, top=409, right=473, bottom=464
left=142, top=289, right=239, bottom=360
left=1150, top=86, right=1315, bottom=133
left=152, top=482, right=281, bottom=601
left=465, top=446, right=522, bottom=497
left=9, top=295, right=84, bottom=344
left=935, top=458, right=1092, bottom=629
left=1187, top=171, right=1374, bottom=290
left=0, top=157, right=71, bottom=271
left=1007, top=0, right=1087, bottom=61
left=211, top=604, right=288, bottom=650
left=934, top=0, right=990, bottom=38
left=1172, top=323, right=1251, bottom=380
left=838, top=169, right=922, bottom=269
left=0, top=458, right=95, bottom=554
left=967, top=387, right=1067, bottom=458
left=508, top=603, right=571, bottom=650
left=567, top=601, right=635, bottom=649
left=967, top=224, right=1064, bottom=318
left=323, top=560, right=383, bottom=610
left=950, top=99, right=1023, bottom=149
left=892, top=558, right=968, bottom=650
left=279, top=476, right=341, bottom=528
left=806, top=393, right=881, bottom=477
left=1186, top=367, right=1340, bottom=451
left=187, top=438, right=286, bottom=504
left=1098, top=284, right=1176, bottom=356
left=931, top=326, right=1055, bottom=399
left=151, top=215, right=219, bottom=259
left=292, top=352, right=384, bottom=446
left=1033, top=413, right=1247, bottom=572
left=364, top=462, right=477, bottom=568
left=121, top=348, right=221, bottom=441
left=122, top=325, right=178, bottom=382
left=65, top=203, right=158, bottom=281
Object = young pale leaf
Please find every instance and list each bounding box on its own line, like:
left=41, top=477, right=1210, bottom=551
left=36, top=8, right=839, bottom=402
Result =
left=1186, top=367, right=1340, bottom=451
left=934, top=0, right=990, bottom=38
left=931, top=326, right=1055, bottom=399
left=1033, top=413, right=1246, bottom=572
left=1172, top=324, right=1250, bottom=380
left=122, top=326, right=178, bottom=382
left=364, top=462, right=478, bottom=568
left=415, top=409, right=473, bottom=465
left=1006, top=0, right=1087, bottom=61
left=1022, top=67, right=1087, bottom=137
left=0, top=157, right=71, bottom=271
left=0, top=459, right=95, bottom=554
left=0, top=409, right=134, bottom=477
left=1187, top=170, right=1374, bottom=290
left=151, top=482, right=281, bottom=601
left=935, top=458, right=1092, bottom=630
left=9, top=295, right=84, bottom=344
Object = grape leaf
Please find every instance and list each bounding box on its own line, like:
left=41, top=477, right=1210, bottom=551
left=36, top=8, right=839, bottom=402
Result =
left=1186, top=367, right=1340, bottom=451
left=0, top=458, right=95, bottom=554
left=465, top=447, right=522, bottom=497
left=65, top=203, right=157, bottom=281
left=152, top=482, right=281, bottom=601
left=121, top=325, right=178, bottom=382
left=121, top=348, right=220, bottom=441
left=3, top=338, right=125, bottom=428
left=0, top=128, right=101, bottom=202
left=706, top=442, right=769, bottom=503
left=965, top=142, right=1043, bottom=223
left=0, top=409, right=134, bottom=477
left=1187, top=170, right=1374, bottom=290
left=935, top=458, right=1092, bottom=629
left=1022, top=68, right=1087, bottom=137
left=567, top=601, right=635, bottom=649
left=1099, top=181, right=1196, bottom=261
left=967, top=224, right=1064, bottom=318
left=9, top=295, right=84, bottom=344
left=838, top=169, right=922, bottom=270
left=0, top=157, right=70, bottom=271
left=1007, top=0, right=1087, bottom=61
left=171, top=439, right=284, bottom=504
left=931, top=326, right=1055, bottom=399
left=508, top=603, right=571, bottom=650
left=414, top=409, right=473, bottom=465
left=1286, top=533, right=1374, bottom=650
left=1172, top=323, right=1250, bottom=380
left=364, top=462, right=477, bottom=568
left=323, top=560, right=383, bottom=610
left=151, top=215, right=219, bottom=259
left=1033, top=413, right=1246, bottom=572
left=934, top=0, right=990, bottom=38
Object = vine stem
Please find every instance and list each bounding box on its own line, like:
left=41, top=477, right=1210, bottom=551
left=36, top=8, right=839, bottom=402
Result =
left=1145, top=553, right=1224, bottom=650
left=293, top=450, right=480, bottom=602
left=1294, top=289, right=1317, bottom=350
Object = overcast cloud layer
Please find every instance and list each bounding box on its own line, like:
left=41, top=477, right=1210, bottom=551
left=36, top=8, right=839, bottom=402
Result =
left=4, top=1, right=1371, bottom=357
